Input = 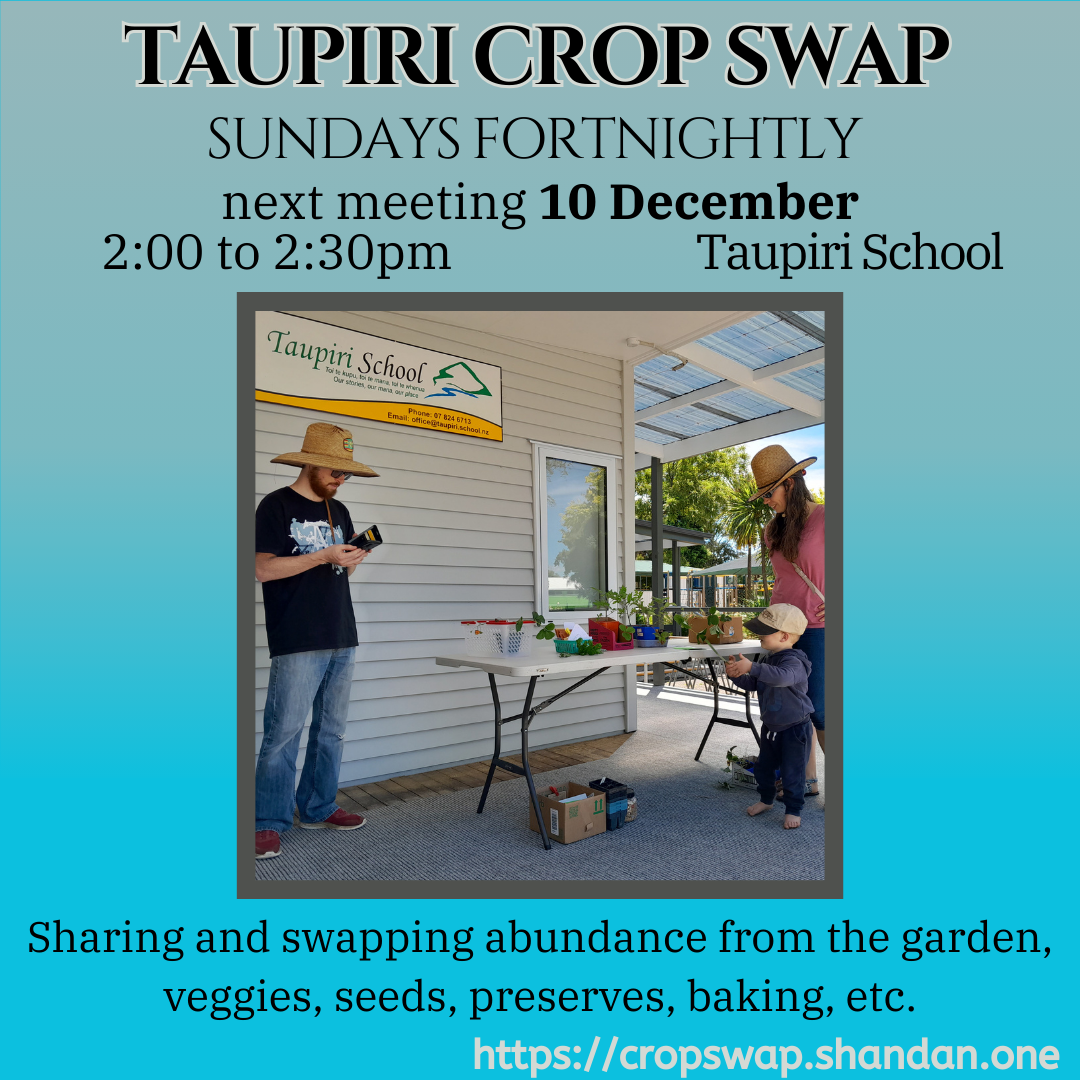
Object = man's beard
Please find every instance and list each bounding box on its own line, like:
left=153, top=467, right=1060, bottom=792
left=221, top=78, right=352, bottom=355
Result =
left=308, top=471, right=341, bottom=500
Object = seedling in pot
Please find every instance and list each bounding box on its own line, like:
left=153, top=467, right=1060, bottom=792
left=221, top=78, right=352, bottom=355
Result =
left=672, top=606, right=731, bottom=656
left=594, top=586, right=650, bottom=643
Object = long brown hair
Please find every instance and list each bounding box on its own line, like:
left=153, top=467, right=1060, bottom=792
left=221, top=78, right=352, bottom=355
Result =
left=764, top=474, right=818, bottom=563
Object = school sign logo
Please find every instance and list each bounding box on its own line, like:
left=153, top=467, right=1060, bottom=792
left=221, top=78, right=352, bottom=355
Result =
left=255, top=312, right=503, bottom=441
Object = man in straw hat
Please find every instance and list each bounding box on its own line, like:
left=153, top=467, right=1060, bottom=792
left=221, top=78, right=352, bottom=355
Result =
left=254, top=422, right=379, bottom=860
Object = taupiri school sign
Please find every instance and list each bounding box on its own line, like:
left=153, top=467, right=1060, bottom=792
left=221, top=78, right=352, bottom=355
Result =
left=255, top=312, right=503, bottom=441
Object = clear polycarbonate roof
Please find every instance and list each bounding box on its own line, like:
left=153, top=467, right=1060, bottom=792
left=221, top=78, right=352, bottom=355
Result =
left=633, top=311, right=825, bottom=447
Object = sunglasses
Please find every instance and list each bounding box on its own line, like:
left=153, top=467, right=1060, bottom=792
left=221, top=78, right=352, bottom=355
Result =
left=329, top=470, right=351, bottom=480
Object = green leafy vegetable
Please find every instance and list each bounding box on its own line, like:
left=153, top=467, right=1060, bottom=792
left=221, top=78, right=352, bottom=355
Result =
left=531, top=612, right=557, bottom=640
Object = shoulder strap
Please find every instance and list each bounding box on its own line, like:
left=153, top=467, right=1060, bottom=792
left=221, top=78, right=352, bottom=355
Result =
left=790, top=560, right=824, bottom=602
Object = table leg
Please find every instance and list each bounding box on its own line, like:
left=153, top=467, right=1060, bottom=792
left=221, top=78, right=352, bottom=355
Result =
left=694, top=657, right=724, bottom=761
left=475, top=674, right=551, bottom=849
left=476, top=673, right=503, bottom=814
left=517, top=677, right=551, bottom=850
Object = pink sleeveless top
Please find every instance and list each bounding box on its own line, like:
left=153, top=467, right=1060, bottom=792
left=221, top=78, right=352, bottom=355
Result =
left=768, top=504, right=825, bottom=629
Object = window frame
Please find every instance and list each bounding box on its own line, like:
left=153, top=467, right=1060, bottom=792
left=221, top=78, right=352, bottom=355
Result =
left=532, top=441, right=620, bottom=620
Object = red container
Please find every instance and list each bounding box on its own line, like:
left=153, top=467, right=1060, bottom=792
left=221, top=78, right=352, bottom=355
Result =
left=589, top=618, right=619, bottom=636
left=590, top=628, right=634, bottom=652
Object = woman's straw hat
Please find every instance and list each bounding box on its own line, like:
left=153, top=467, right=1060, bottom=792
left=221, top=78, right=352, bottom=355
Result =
left=750, top=445, right=816, bottom=499
left=270, top=422, right=379, bottom=477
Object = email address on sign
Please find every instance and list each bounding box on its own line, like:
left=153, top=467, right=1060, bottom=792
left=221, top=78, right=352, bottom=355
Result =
left=472, top=1037, right=1061, bottom=1075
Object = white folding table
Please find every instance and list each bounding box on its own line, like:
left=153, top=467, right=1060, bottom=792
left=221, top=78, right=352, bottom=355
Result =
left=435, top=641, right=763, bottom=849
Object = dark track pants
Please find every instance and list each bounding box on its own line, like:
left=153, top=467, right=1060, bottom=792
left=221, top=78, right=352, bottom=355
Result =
left=755, top=719, right=814, bottom=817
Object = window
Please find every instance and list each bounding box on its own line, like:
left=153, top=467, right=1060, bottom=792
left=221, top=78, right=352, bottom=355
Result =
left=533, top=442, right=619, bottom=617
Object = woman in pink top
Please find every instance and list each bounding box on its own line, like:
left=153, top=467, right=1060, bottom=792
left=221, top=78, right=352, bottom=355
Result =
left=751, top=445, right=825, bottom=795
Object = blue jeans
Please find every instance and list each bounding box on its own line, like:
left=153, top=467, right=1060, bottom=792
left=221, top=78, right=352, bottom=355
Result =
left=799, top=627, right=825, bottom=730
left=256, top=648, right=355, bottom=834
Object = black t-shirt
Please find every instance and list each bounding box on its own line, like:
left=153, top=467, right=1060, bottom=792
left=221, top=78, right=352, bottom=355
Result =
left=256, top=486, right=358, bottom=658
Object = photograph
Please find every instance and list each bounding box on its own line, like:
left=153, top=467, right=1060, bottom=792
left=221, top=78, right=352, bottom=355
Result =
left=244, top=297, right=835, bottom=894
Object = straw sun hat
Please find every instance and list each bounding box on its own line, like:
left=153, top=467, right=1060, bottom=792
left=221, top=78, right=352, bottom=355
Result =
left=750, top=445, right=816, bottom=499
left=270, top=422, right=379, bottom=477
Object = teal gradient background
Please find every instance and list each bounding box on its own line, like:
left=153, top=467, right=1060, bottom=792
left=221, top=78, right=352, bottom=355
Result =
left=1, top=3, right=1073, bottom=1075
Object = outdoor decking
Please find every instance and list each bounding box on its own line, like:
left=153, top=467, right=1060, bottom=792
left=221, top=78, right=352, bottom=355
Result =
left=336, top=734, right=632, bottom=813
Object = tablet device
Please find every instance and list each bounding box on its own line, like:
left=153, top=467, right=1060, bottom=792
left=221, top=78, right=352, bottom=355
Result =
left=349, top=525, right=383, bottom=551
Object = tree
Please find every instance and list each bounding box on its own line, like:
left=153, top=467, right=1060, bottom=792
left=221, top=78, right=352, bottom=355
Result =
left=715, top=470, right=774, bottom=605
left=635, top=448, right=747, bottom=568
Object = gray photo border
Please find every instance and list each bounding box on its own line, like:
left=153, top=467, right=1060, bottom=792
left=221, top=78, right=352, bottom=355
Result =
left=237, top=291, right=841, bottom=901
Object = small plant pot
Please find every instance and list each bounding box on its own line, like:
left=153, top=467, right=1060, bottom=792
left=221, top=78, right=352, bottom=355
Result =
left=633, top=626, right=662, bottom=649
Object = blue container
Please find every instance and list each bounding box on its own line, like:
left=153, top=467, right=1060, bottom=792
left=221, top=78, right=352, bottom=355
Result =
left=606, top=797, right=629, bottom=830
left=589, top=777, right=634, bottom=829
left=634, top=626, right=663, bottom=648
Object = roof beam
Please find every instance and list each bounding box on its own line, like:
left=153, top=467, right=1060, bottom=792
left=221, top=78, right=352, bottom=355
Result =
left=634, top=379, right=732, bottom=420
left=672, top=341, right=823, bottom=417
left=660, top=408, right=822, bottom=462
left=635, top=419, right=690, bottom=441
left=750, top=346, right=824, bottom=381
left=770, top=310, right=825, bottom=342
left=634, top=436, right=667, bottom=460
left=626, top=310, right=765, bottom=366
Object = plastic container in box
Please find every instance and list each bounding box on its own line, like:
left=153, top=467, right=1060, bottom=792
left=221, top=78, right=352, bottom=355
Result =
left=461, top=620, right=537, bottom=657
left=589, top=778, right=634, bottom=829
left=589, top=777, right=629, bottom=802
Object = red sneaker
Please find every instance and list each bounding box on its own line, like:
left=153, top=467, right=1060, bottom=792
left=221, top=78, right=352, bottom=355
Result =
left=298, top=807, right=366, bottom=831
left=255, top=830, right=280, bottom=859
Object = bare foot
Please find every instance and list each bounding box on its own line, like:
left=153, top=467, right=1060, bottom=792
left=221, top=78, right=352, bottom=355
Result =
left=784, top=814, right=801, bottom=829
left=747, top=802, right=773, bottom=817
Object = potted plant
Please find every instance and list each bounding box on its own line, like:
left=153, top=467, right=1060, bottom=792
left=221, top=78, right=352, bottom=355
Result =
left=672, top=605, right=743, bottom=646
left=631, top=609, right=663, bottom=648
left=597, top=586, right=650, bottom=645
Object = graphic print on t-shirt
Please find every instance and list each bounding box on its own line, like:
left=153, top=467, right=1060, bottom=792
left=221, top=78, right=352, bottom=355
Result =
left=290, top=518, right=346, bottom=573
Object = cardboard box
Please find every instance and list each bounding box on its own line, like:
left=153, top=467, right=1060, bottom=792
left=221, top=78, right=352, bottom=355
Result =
left=688, top=615, right=743, bottom=644
left=528, top=782, right=607, bottom=844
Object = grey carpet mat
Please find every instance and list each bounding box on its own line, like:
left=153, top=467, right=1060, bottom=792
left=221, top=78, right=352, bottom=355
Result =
left=256, top=685, right=825, bottom=882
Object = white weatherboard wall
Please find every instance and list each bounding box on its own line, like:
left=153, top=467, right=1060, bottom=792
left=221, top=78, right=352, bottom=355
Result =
left=255, top=310, right=628, bottom=787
